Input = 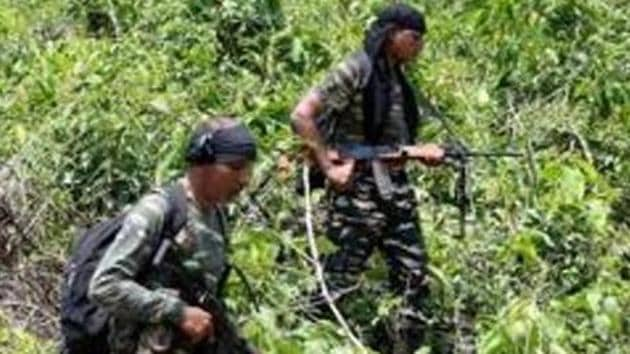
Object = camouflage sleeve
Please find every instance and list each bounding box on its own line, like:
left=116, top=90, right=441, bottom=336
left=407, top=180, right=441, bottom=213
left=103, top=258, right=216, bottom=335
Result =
left=88, top=192, right=186, bottom=325
left=314, top=52, right=370, bottom=113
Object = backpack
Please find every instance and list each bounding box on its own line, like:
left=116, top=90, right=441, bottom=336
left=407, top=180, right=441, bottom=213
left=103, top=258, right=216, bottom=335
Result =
left=60, top=183, right=188, bottom=354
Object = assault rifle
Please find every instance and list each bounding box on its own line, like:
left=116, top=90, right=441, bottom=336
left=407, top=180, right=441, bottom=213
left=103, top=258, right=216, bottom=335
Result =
left=194, top=286, right=258, bottom=354
left=333, top=142, right=522, bottom=161
left=152, top=247, right=258, bottom=354
left=331, top=142, right=523, bottom=238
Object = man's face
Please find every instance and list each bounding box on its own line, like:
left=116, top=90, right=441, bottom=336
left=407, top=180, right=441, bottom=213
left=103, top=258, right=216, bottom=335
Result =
left=211, top=160, right=253, bottom=204
left=389, top=29, right=424, bottom=63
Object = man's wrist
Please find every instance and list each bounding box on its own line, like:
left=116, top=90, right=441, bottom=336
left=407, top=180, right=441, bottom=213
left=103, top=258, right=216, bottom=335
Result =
left=314, top=148, right=333, bottom=170
left=164, top=299, right=186, bottom=325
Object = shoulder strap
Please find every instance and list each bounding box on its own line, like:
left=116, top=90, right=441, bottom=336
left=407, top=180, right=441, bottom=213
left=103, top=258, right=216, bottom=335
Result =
left=359, top=50, right=385, bottom=144
left=356, top=50, right=373, bottom=90
left=162, top=181, right=188, bottom=240
left=147, top=182, right=188, bottom=268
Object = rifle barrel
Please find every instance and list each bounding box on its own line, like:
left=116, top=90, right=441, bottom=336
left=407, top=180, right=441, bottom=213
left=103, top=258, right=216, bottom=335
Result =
left=472, top=151, right=523, bottom=157
left=447, top=151, right=523, bottom=158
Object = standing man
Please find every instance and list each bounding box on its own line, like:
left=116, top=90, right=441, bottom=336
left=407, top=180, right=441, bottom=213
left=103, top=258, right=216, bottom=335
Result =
left=291, top=4, right=444, bottom=353
left=86, top=118, right=258, bottom=354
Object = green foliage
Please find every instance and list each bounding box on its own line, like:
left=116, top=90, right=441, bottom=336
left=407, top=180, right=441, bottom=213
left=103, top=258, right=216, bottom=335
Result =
left=0, top=314, right=54, bottom=353
left=0, top=0, right=628, bottom=353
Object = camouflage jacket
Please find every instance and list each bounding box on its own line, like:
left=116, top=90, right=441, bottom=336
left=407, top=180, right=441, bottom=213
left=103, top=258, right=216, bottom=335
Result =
left=314, top=49, right=435, bottom=146
left=88, top=178, right=229, bottom=353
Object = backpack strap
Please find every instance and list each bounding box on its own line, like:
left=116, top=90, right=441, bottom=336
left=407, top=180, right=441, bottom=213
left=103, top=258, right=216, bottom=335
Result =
left=357, top=50, right=373, bottom=89
left=163, top=181, right=188, bottom=240
left=150, top=181, right=188, bottom=267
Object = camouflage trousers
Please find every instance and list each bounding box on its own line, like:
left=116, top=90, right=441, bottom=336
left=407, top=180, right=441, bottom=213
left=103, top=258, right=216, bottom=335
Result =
left=320, top=170, right=430, bottom=353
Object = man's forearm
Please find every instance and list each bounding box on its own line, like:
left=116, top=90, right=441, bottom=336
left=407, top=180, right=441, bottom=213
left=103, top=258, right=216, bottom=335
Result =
left=291, top=92, right=332, bottom=168
left=290, top=114, right=324, bottom=151
left=90, top=274, right=185, bottom=324
left=88, top=196, right=187, bottom=325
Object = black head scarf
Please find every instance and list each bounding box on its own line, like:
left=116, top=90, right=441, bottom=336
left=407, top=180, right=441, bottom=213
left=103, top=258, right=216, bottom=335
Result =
left=185, top=122, right=257, bottom=165
left=362, top=3, right=426, bottom=144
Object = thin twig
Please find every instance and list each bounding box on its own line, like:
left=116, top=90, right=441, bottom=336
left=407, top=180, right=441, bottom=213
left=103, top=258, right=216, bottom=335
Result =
left=525, top=139, right=538, bottom=190
left=302, top=165, right=367, bottom=351
left=20, top=198, right=52, bottom=237
left=295, top=283, right=362, bottom=310
left=107, top=0, right=121, bottom=38
left=567, top=125, right=593, bottom=163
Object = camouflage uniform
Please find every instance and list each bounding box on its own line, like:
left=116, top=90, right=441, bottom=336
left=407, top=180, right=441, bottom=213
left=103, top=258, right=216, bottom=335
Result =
left=316, top=51, right=411, bottom=145
left=313, top=51, right=432, bottom=351
left=89, top=179, right=230, bottom=354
